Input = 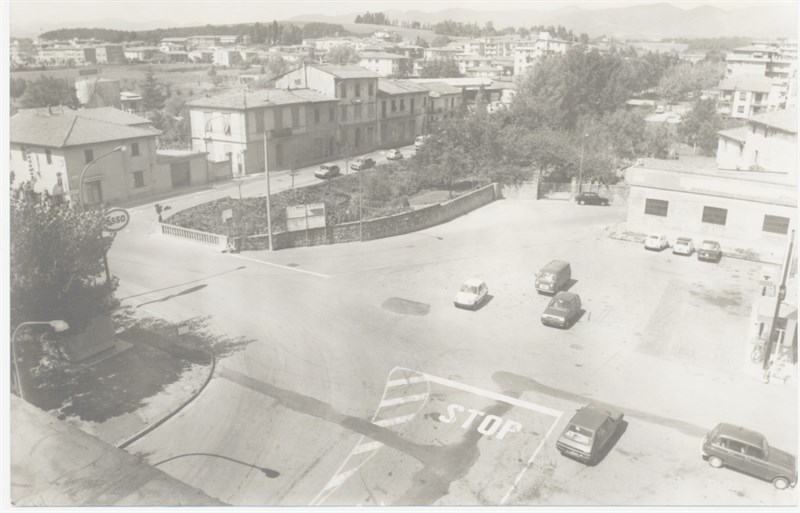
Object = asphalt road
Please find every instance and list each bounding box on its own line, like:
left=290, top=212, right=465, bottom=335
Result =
left=108, top=188, right=797, bottom=506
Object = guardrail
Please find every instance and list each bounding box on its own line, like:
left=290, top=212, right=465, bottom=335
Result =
left=161, top=223, right=225, bottom=247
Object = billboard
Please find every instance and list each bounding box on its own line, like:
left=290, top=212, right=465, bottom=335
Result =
left=286, top=202, right=326, bottom=232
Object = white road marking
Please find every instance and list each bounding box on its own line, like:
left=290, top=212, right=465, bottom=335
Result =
left=379, top=393, right=428, bottom=407
left=500, top=412, right=563, bottom=505
left=386, top=376, right=428, bottom=388
left=228, top=254, right=330, bottom=278
left=323, top=467, right=359, bottom=490
left=373, top=414, right=416, bottom=427
left=352, top=441, right=384, bottom=455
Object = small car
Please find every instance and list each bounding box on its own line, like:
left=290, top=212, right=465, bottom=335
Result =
left=644, top=233, right=669, bottom=251
left=314, top=164, right=340, bottom=179
left=556, top=403, right=625, bottom=465
left=350, top=157, right=375, bottom=171
left=655, top=105, right=665, bottom=114
left=541, top=291, right=582, bottom=328
left=454, top=278, right=488, bottom=310
left=672, top=237, right=695, bottom=256
left=698, top=240, right=722, bottom=262
left=415, top=135, right=429, bottom=149
left=386, top=149, right=403, bottom=160
left=575, top=192, right=609, bottom=206
left=702, top=423, right=797, bottom=489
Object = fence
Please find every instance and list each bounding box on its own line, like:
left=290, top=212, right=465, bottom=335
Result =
left=161, top=223, right=226, bottom=249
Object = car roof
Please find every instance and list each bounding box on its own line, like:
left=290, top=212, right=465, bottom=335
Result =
left=463, top=278, right=485, bottom=287
left=541, top=260, right=569, bottom=273
left=676, top=237, right=692, bottom=242
left=702, top=240, right=720, bottom=244
left=571, top=403, right=622, bottom=430
left=714, top=423, right=766, bottom=446
left=553, top=291, right=579, bottom=301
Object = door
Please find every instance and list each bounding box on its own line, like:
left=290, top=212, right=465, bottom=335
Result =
left=170, top=161, right=191, bottom=187
left=84, top=180, right=103, bottom=205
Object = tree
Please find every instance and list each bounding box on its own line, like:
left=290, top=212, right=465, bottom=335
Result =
left=141, top=67, right=166, bottom=112
left=414, top=37, right=429, bottom=49
left=678, top=98, right=729, bottom=156
left=152, top=96, right=190, bottom=149
left=420, top=59, right=461, bottom=78
left=10, top=77, right=27, bottom=98
left=431, top=35, right=452, bottom=48
left=207, top=65, right=223, bottom=87
left=10, top=184, right=117, bottom=333
left=18, top=75, right=79, bottom=109
left=324, top=45, right=360, bottom=65
left=644, top=123, right=677, bottom=159
left=657, top=61, right=724, bottom=104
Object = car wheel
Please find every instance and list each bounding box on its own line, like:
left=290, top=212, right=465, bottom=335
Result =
left=603, top=201, right=608, bottom=206
left=708, top=456, right=724, bottom=468
left=579, top=200, right=584, bottom=205
left=773, top=477, right=790, bottom=490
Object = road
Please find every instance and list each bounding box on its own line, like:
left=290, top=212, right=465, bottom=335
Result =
left=108, top=181, right=797, bottom=506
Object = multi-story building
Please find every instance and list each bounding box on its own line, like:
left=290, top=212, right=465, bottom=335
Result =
left=461, top=40, right=485, bottom=56
left=414, top=81, right=463, bottom=129
left=376, top=80, right=427, bottom=147
left=123, top=46, right=161, bottom=62
left=358, top=52, right=410, bottom=77
left=455, top=54, right=493, bottom=75
left=10, top=106, right=207, bottom=205
left=276, top=64, right=381, bottom=154
left=717, top=75, right=786, bottom=118
left=303, top=37, right=368, bottom=53
left=95, top=44, right=124, bottom=64
left=160, top=37, right=189, bottom=49
left=213, top=48, right=241, bottom=67
left=188, top=88, right=340, bottom=173
left=394, top=44, right=424, bottom=60
left=480, top=35, right=522, bottom=58
left=725, top=44, right=782, bottom=78
left=716, top=109, right=797, bottom=173
left=424, top=47, right=462, bottom=61
left=513, top=32, right=572, bottom=76
left=37, top=44, right=97, bottom=66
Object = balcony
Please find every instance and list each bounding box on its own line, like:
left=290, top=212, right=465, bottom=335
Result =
left=268, top=127, right=292, bottom=138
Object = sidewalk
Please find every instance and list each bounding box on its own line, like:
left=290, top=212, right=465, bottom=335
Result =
left=10, top=396, right=225, bottom=506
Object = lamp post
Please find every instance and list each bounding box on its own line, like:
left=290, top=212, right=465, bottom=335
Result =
left=263, top=131, right=273, bottom=251
left=359, top=164, right=364, bottom=241
left=11, top=320, right=70, bottom=402
left=79, top=145, right=126, bottom=211
left=577, top=133, right=588, bottom=195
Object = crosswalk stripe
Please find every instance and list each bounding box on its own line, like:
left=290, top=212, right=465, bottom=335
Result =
left=352, top=441, right=384, bottom=455
left=379, top=393, right=427, bottom=408
left=374, top=414, right=416, bottom=427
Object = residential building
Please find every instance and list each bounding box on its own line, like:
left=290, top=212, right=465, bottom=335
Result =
left=124, top=46, right=161, bottom=62
left=187, top=88, right=340, bottom=174
left=213, top=48, right=241, bottom=67
left=455, top=54, right=493, bottom=75
left=37, top=45, right=96, bottom=66
left=188, top=49, right=215, bottom=64
left=120, top=91, right=144, bottom=114
left=411, top=77, right=514, bottom=110
left=424, top=47, right=462, bottom=61
left=358, top=52, right=410, bottom=77
left=187, top=35, right=222, bottom=47
left=625, top=109, right=797, bottom=263
left=717, top=75, right=786, bottom=118
left=726, top=44, right=782, bottom=78
left=95, top=44, right=124, bottom=64
left=513, top=32, right=572, bottom=76
left=160, top=37, right=189, bottom=49
left=219, top=35, right=242, bottom=46
left=162, top=51, right=189, bottom=63
left=461, top=40, right=485, bottom=55
left=394, top=44, right=425, bottom=60
left=376, top=80, right=427, bottom=147
left=415, top=81, right=463, bottom=129
left=275, top=64, right=381, bottom=154
left=466, top=65, right=502, bottom=79
left=480, top=35, right=522, bottom=58
left=10, top=107, right=208, bottom=205
left=303, top=37, right=368, bottom=53
left=490, top=56, right=514, bottom=77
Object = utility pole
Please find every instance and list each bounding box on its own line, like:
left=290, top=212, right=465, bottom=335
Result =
left=359, top=166, right=363, bottom=241
left=763, top=229, right=795, bottom=371
left=263, top=132, right=273, bottom=251
left=577, top=133, right=588, bottom=195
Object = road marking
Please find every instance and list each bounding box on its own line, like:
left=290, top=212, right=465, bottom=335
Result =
left=352, top=441, right=384, bottom=455
left=379, top=393, right=428, bottom=407
left=386, top=376, right=427, bottom=388
left=323, top=467, right=359, bottom=491
left=373, top=414, right=416, bottom=427
left=228, top=254, right=330, bottom=278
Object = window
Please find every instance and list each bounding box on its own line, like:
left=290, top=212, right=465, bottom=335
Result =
left=341, top=105, right=348, bottom=121
left=131, top=142, right=140, bottom=156
left=382, top=101, right=387, bottom=118
left=702, top=206, right=727, bottom=225
left=314, top=109, right=320, bottom=124
left=738, top=91, right=747, bottom=101
left=256, top=111, right=265, bottom=132
left=84, top=149, right=94, bottom=163
left=400, top=99, right=405, bottom=111
left=763, top=215, right=790, bottom=234
left=133, top=170, right=145, bottom=188
left=355, top=82, right=361, bottom=97
left=45, top=149, right=52, bottom=164
left=368, top=82, right=374, bottom=96
left=355, top=104, right=362, bottom=120
left=329, top=107, right=335, bottom=122
left=410, top=98, right=415, bottom=113
left=291, top=107, right=300, bottom=128
left=644, top=198, right=668, bottom=217
left=340, top=83, right=347, bottom=98
left=755, top=93, right=763, bottom=103
left=223, top=113, right=231, bottom=135
left=737, top=106, right=745, bottom=114
left=391, top=99, right=397, bottom=112
left=274, top=108, right=283, bottom=129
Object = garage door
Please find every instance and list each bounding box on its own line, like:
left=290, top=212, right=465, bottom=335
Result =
left=170, top=161, right=191, bottom=187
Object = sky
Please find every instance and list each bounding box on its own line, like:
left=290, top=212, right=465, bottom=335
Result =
left=9, top=0, right=771, bottom=37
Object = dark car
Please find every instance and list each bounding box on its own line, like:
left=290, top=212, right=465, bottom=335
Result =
left=541, top=291, right=582, bottom=329
left=575, top=192, right=609, bottom=206
left=350, top=157, right=375, bottom=171
left=697, top=240, right=722, bottom=262
left=314, top=164, right=340, bottom=179
left=702, top=423, right=797, bottom=489
left=557, top=403, right=625, bottom=465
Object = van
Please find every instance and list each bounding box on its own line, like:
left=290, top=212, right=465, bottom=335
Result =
left=535, top=260, right=571, bottom=294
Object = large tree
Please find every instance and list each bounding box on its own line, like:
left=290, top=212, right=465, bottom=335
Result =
left=324, top=45, right=360, bottom=65
left=420, top=59, right=461, bottom=78
left=10, top=185, right=117, bottom=333
left=141, top=66, right=166, bottom=112
left=18, top=75, right=79, bottom=109
left=678, top=98, right=730, bottom=156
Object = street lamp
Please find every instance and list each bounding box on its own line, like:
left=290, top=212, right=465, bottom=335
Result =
left=577, top=133, right=588, bottom=195
left=263, top=131, right=273, bottom=251
left=79, top=145, right=126, bottom=211
left=11, top=320, right=70, bottom=402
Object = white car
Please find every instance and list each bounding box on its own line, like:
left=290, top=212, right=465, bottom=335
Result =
left=386, top=149, right=403, bottom=160
left=454, top=278, right=488, bottom=310
left=644, top=233, right=669, bottom=251
left=672, top=237, right=695, bottom=256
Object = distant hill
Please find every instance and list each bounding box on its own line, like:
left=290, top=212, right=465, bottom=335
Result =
left=290, top=3, right=798, bottom=40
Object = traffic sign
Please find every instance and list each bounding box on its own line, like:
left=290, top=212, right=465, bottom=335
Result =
left=102, top=207, right=130, bottom=232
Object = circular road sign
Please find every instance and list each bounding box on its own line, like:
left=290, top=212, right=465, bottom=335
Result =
left=103, top=207, right=130, bottom=232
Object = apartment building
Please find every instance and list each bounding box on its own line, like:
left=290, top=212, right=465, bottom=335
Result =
left=37, top=44, right=97, bottom=66
left=718, top=75, right=787, bottom=118
left=513, top=32, right=572, bottom=76
left=414, top=81, right=463, bottom=128
left=358, top=52, right=411, bottom=77
left=95, top=44, right=124, bottom=64
left=376, top=80, right=427, bottom=147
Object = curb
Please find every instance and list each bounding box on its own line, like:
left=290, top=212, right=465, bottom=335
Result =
left=116, top=348, right=216, bottom=450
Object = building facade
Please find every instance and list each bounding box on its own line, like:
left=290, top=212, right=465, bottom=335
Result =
left=513, top=32, right=571, bottom=76
left=717, top=75, right=786, bottom=118
left=376, top=80, right=427, bottom=147
left=358, top=52, right=410, bottom=77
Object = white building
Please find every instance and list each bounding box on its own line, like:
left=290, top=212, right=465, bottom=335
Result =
left=717, top=75, right=787, bottom=118
left=513, top=32, right=572, bottom=76
left=359, top=52, right=410, bottom=77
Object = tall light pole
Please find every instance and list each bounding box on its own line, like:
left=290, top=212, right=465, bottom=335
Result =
left=79, top=145, right=126, bottom=211
left=263, top=131, right=273, bottom=251
left=12, top=320, right=69, bottom=402
left=359, top=165, right=363, bottom=241
left=577, top=133, right=588, bottom=195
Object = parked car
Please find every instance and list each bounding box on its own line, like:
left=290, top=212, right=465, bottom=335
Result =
left=698, top=240, right=722, bottom=262
left=655, top=105, right=665, bottom=114
left=386, top=149, right=403, bottom=160
left=535, top=260, right=571, bottom=295
left=702, top=423, right=797, bottom=489
left=672, top=237, right=695, bottom=256
left=556, top=403, right=625, bottom=465
left=351, top=157, right=375, bottom=171
left=415, top=135, right=429, bottom=149
left=644, top=233, right=669, bottom=251
left=541, top=291, right=582, bottom=328
left=315, top=164, right=340, bottom=179
left=454, top=278, right=489, bottom=310
left=575, top=192, right=609, bottom=206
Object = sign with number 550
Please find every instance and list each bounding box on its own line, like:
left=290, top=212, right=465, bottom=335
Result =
left=103, top=207, right=130, bottom=232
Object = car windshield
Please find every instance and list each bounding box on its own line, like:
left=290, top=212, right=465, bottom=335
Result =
left=539, top=272, right=555, bottom=282
left=460, top=284, right=478, bottom=294
left=702, top=242, right=718, bottom=250
left=563, top=424, right=593, bottom=446
left=648, top=235, right=661, bottom=241
left=549, top=298, right=570, bottom=310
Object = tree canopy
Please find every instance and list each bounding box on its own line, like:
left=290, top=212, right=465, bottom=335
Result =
left=420, top=59, right=461, bottom=78
left=18, top=75, right=79, bottom=109
left=324, top=45, right=361, bottom=65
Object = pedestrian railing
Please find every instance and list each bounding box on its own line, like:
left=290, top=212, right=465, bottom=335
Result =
left=161, top=223, right=225, bottom=248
